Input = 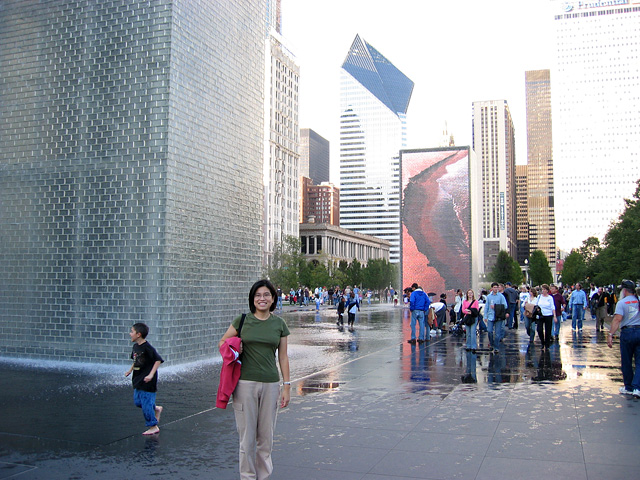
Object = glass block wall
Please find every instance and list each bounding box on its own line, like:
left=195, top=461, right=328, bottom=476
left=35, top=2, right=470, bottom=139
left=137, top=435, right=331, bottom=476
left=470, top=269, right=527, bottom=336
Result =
left=0, top=0, right=265, bottom=364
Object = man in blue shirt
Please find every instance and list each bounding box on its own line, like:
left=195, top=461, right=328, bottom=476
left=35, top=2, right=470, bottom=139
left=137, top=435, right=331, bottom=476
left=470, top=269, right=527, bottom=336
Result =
left=485, top=282, right=509, bottom=353
left=408, top=283, right=431, bottom=343
left=568, top=283, right=588, bottom=331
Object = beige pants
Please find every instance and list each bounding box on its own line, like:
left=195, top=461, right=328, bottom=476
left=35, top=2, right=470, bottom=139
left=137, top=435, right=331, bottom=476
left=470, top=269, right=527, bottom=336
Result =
left=232, top=380, right=280, bottom=480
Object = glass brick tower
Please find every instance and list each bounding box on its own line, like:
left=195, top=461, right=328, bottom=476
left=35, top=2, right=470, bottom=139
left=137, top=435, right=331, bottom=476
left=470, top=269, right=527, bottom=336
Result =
left=339, top=34, right=413, bottom=263
left=0, top=0, right=266, bottom=364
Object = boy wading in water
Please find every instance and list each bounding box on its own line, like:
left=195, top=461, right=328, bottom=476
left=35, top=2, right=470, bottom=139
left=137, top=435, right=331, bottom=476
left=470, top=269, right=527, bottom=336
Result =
left=125, top=322, right=164, bottom=435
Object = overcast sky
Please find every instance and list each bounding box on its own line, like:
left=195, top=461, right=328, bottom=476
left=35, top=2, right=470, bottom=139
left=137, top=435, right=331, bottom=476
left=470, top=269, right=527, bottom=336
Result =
left=280, top=0, right=558, bottom=181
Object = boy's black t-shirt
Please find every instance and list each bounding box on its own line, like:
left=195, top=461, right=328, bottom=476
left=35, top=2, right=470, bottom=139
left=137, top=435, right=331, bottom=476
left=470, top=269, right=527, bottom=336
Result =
left=130, top=341, right=164, bottom=392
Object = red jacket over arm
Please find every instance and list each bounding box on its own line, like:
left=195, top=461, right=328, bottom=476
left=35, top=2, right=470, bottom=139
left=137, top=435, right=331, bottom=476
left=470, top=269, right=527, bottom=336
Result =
left=216, top=336, right=242, bottom=409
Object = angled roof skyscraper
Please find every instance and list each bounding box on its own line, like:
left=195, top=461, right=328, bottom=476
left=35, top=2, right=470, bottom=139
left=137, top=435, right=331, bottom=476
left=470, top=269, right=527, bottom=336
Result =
left=339, top=34, right=413, bottom=263
left=341, top=34, right=414, bottom=116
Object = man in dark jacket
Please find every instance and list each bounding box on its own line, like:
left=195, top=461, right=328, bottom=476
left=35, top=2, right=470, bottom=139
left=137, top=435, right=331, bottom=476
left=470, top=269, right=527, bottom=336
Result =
left=550, top=284, right=566, bottom=341
left=503, top=282, right=519, bottom=329
left=408, top=283, right=431, bottom=344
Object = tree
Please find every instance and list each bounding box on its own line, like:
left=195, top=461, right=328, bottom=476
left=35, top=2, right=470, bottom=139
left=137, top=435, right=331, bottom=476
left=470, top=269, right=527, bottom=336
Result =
left=510, top=257, right=525, bottom=285
left=578, top=236, right=601, bottom=264
left=265, top=235, right=304, bottom=290
left=491, top=250, right=523, bottom=285
left=589, top=179, right=640, bottom=285
left=307, top=260, right=331, bottom=288
left=560, top=251, right=586, bottom=286
left=529, top=249, right=553, bottom=286
left=362, top=258, right=397, bottom=291
left=347, top=259, right=363, bottom=286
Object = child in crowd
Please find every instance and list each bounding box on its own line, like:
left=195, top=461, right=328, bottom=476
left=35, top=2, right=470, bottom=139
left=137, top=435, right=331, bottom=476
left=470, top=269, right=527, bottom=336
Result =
left=125, top=322, right=164, bottom=435
left=337, top=296, right=345, bottom=326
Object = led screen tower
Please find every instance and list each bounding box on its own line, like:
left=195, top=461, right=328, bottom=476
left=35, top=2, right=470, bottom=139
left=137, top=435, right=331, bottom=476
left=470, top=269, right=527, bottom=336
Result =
left=339, top=34, right=413, bottom=263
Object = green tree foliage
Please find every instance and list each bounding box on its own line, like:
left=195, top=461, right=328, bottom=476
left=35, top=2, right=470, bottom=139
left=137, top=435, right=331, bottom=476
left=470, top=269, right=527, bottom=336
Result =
left=347, top=258, right=363, bottom=286
left=529, top=249, right=553, bottom=286
left=560, top=251, right=586, bottom=286
left=491, top=250, right=523, bottom=285
left=578, top=236, right=601, bottom=264
left=307, top=260, right=331, bottom=288
left=362, top=259, right=397, bottom=291
left=265, top=236, right=304, bottom=290
left=510, top=257, right=525, bottom=285
left=589, top=180, right=640, bottom=285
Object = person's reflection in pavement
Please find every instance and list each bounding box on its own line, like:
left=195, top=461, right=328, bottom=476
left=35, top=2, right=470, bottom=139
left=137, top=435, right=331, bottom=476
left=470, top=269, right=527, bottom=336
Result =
left=487, top=350, right=506, bottom=384
left=461, top=350, right=477, bottom=384
left=533, top=345, right=567, bottom=382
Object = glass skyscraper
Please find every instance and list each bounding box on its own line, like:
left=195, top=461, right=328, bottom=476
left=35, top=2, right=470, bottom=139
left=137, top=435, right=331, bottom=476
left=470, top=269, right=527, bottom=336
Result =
left=525, top=69, right=556, bottom=272
left=339, top=34, right=413, bottom=263
left=553, top=1, right=640, bottom=251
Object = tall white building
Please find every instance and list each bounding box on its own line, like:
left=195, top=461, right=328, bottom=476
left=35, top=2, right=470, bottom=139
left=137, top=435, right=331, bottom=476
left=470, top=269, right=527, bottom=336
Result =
left=553, top=1, right=640, bottom=251
left=263, top=1, right=300, bottom=266
left=472, top=100, right=517, bottom=275
left=339, top=34, right=413, bottom=263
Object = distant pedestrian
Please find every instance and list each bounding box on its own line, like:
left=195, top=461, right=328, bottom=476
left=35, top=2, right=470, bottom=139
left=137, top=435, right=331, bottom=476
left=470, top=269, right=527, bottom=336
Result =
left=503, top=282, right=519, bottom=329
left=462, top=289, right=479, bottom=352
left=524, top=287, right=539, bottom=344
left=535, top=284, right=555, bottom=349
left=485, top=282, right=508, bottom=353
left=595, top=286, right=611, bottom=332
left=607, top=280, right=640, bottom=397
left=454, top=290, right=463, bottom=322
left=408, top=283, right=430, bottom=344
left=125, top=322, right=164, bottom=436
left=550, top=284, right=566, bottom=341
left=347, top=291, right=360, bottom=330
left=337, top=296, right=345, bottom=326
left=569, top=283, right=588, bottom=331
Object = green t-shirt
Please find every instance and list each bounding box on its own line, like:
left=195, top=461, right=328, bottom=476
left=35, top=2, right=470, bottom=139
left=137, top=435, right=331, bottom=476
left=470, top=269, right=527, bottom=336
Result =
left=232, top=312, right=290, bottom=383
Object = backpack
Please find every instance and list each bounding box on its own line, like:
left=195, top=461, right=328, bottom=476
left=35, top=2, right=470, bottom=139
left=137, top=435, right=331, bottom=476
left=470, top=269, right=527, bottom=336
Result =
left=427, top=307, right=435, bottom=327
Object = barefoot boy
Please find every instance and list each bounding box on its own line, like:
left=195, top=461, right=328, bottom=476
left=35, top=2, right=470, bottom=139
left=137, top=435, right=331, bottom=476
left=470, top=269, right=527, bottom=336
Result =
left=125, top=323, right=164, bottom=435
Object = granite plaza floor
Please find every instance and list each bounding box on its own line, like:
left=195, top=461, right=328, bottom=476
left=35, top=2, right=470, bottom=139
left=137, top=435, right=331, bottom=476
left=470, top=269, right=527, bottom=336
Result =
left=1, top=304, right=638, bottom=479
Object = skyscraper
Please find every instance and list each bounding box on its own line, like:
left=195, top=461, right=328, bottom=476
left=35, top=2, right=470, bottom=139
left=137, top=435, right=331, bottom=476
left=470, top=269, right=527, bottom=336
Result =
left=263, top=1, right=300, bottom=267
left=552, top=1, right=640, bottom=251
left=472, top=100, right=517, bottom=274
left=339, top=34, right=414, bottom=263
left=515, top=164, right=530, bottom=265
left=299, top=128, right=330, bottom=185
left=525, top=69, right=556, bottom=271
left=0, top=1, right=267, bottom=364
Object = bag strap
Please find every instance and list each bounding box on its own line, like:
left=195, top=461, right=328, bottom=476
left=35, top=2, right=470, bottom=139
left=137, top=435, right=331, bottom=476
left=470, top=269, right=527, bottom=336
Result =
left=237, top=313, right=247, bottom=338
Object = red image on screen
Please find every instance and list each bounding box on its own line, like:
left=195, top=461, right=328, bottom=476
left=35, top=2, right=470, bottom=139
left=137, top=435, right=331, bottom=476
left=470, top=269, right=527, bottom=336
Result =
left=401, top=148, right=471, bottom=294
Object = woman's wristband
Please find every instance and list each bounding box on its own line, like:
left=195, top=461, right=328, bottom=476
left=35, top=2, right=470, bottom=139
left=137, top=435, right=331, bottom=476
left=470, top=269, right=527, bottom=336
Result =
left=282, top=381, right=291, bottom=386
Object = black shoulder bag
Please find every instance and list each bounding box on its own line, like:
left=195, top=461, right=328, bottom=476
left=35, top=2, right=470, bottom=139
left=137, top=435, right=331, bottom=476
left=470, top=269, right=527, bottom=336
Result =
left=237, top=313, right=247, bottom=337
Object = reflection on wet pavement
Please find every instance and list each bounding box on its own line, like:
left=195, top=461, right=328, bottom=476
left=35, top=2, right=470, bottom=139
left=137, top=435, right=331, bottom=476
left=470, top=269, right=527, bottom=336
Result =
left=1, top=304, right=638, bottom=479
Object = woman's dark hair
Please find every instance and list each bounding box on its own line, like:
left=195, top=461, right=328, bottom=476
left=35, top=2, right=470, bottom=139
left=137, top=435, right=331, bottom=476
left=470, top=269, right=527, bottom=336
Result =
left=248, top=279, right=277, bottom=313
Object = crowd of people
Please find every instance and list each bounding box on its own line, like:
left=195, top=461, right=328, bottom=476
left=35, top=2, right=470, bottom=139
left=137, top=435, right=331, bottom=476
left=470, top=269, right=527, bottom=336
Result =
left=279, top=285, right=383, bottom=310
left=405, top=280, right=639, bottom=358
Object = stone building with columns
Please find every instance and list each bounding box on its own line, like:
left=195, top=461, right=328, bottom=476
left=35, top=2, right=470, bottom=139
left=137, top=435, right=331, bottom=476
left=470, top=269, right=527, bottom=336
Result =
left=299, top=223, right=390, bottom=266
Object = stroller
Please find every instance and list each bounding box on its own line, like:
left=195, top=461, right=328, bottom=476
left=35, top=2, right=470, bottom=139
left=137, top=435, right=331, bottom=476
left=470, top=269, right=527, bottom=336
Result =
left=449, top=317, right=466, bottom=336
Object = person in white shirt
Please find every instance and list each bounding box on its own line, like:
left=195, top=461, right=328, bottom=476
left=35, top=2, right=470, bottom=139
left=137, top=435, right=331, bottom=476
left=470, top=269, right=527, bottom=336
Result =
left=535, top=284, right=556, bottom=349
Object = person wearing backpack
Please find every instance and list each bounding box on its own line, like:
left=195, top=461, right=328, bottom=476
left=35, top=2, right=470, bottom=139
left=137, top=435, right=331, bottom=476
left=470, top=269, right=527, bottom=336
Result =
left=346, top=291, right=360, bottom=330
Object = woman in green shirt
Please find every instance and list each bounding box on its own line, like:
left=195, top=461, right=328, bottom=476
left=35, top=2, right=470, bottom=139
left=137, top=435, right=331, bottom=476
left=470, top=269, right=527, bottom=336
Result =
left=219, top=279, right=290, bottom=480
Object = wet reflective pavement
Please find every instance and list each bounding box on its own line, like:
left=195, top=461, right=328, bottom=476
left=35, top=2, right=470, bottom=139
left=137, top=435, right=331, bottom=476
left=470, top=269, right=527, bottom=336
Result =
left=1, top=304, right=639, bottom=479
